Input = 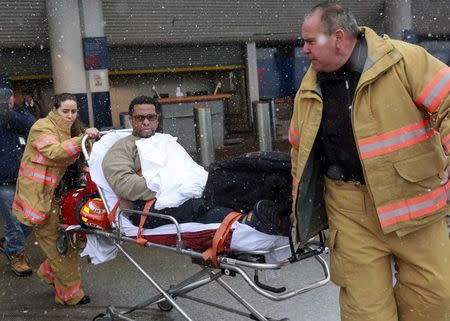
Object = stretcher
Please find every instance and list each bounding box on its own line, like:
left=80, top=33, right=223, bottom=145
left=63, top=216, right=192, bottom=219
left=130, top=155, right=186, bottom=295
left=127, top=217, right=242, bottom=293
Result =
left=60, top=129, right=330, bottom=321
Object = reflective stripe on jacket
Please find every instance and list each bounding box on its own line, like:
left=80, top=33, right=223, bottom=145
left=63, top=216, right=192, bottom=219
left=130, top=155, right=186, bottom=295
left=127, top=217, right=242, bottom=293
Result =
left=13, top=111, right=82, bottom=225
left=290, top=27, right=450, bottom=237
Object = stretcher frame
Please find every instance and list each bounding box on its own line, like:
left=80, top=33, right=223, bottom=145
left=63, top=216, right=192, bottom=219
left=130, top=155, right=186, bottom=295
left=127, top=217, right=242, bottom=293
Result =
left=67, top=131, right=330, bottom=321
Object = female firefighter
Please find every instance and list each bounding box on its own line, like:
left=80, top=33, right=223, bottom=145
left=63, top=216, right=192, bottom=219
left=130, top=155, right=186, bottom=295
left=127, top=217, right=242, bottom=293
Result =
left=12, top=93, right=100, bottom=305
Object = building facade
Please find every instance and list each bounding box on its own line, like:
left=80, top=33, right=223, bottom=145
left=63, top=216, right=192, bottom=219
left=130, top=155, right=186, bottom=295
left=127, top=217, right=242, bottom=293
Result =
left=0, top=0, right=448, bottom=130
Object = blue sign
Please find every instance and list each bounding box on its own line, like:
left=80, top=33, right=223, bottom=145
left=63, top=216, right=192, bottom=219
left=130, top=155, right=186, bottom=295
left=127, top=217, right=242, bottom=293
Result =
left=82, top=37, right=108, bottom=70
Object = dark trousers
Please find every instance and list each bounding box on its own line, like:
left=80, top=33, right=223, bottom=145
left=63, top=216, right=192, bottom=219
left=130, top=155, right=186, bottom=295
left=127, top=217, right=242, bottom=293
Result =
left=131, top=198, right=232, bottom=229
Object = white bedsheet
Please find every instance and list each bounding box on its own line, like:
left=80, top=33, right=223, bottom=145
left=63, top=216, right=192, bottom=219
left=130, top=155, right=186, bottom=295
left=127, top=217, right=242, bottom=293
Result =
left=81, top=131, right=290, bottom=265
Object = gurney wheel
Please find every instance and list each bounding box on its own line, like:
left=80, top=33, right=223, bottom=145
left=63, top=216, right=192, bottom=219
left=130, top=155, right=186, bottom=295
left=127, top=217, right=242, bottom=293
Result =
left=157, top=300, right=174, bottom=312
left=92, top=313, right=111, bottom=321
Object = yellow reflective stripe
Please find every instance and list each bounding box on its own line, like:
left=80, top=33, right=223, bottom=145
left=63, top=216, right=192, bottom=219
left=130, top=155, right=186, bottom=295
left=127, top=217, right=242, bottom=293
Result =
left=415, top=67, right=450, bottom=113
left=19, top=164, right=58, bottom=187
left=34, top=151, right=46, bottom=164
left=33, top=134, right=58, bottom=150
left=288, top=124, right=300, bottom=148
left=292, top=178, right=298, bottom=196
left=377, top=180, right=450, bottom=228
left=357, top=119, right=435, bottom=159
left=55, top=282, right=81, bottom=301
left=63, top=138, right=80, bottom=157
left=12, top=195, right=48, bottom=224
left=38, top=259, right=55, bottom=282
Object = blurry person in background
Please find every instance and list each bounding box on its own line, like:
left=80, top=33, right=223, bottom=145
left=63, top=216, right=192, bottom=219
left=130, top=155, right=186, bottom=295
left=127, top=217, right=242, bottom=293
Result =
left=13, top=93, right=100, bottom=306
left=22, top=89, right=44, bottom=119
left=0, top=77, right=36, bottom=277
left=290, top=2, right=450, bottom=321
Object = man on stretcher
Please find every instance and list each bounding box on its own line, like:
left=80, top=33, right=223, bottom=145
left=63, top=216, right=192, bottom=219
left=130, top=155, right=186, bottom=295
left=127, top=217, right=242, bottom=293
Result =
left=102, top=95, right=290, bottom=236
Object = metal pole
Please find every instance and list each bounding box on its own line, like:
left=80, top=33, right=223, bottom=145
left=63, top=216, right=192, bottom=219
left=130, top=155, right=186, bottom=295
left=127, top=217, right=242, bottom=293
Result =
left=246, top=43, right=259, bottom=129
left=255, top=101, right=272, bottom=151
left=194, top=105, right=215, bottom=168
left=269, top=98, right=277, bottom=139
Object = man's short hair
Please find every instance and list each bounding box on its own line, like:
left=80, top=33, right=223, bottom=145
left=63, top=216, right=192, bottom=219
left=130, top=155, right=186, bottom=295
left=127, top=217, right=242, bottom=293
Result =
left=309, top=1, right=359, bottom=37
left=128, top=96, right=161, bottom=115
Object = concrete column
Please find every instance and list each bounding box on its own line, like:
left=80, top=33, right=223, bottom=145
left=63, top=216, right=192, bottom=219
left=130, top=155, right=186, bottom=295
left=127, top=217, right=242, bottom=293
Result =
left=46, top=0, right=89, bottom=123
left=384, top=0, right=413, bottom=40
left=245, top=42, right=259, bottom=128
left=79, top=0, right=112, bottom=129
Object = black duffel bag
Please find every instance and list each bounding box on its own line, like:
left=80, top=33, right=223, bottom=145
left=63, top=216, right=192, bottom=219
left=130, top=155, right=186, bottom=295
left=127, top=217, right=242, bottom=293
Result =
left=203, top=151, right=292, bottom=215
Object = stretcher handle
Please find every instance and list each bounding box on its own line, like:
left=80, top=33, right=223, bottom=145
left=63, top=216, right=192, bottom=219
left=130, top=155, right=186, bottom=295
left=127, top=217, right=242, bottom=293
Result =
left=296, top=247, right=326, bottom=260
left=220, top=248, right=330, bottom=301
left=294, top=230, right=327, bottom=261
left=289, top=229, right=327, bottom=263
left=253, top=272, right=286, bottom=293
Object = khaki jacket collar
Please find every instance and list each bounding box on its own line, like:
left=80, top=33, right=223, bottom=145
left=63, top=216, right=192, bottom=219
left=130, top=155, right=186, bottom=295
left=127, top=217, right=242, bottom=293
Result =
left=299, top=27, right=403, bottom=94
left=47, top=110, right=72, bottom=135
left=359, top=27, right=402, bottom=84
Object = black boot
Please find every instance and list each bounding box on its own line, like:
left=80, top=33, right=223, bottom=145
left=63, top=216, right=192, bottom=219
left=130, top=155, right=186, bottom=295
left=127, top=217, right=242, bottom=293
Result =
left=241, top=200, right=291, bottom=236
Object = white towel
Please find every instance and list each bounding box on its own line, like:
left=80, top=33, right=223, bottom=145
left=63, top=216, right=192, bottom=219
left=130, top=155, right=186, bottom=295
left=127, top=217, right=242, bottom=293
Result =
left=135, top=133, right=208, bottom=210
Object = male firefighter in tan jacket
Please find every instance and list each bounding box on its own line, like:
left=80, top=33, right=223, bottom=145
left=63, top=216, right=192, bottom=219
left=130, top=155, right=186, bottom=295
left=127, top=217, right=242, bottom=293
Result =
left=290, top=3, right=450, bottom=321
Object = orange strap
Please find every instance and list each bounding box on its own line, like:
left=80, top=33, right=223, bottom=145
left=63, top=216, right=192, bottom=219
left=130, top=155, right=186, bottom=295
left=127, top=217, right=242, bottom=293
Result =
left=202, top=211, right=242, bottom=267
left=107, top=198, right=122, bottom=224
left=135, top=199, right=156, bottom=246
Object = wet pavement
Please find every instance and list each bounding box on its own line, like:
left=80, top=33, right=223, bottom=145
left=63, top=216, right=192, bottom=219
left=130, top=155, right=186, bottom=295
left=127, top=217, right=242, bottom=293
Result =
left=0, top=236, right=340, bottom=321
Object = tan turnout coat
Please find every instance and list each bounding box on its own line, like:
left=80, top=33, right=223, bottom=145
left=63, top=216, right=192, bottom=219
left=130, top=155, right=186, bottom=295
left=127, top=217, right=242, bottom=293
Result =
left=289, top=27, right=450, bottom=238
left=13, top=111, right=83, bottom=226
